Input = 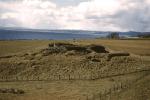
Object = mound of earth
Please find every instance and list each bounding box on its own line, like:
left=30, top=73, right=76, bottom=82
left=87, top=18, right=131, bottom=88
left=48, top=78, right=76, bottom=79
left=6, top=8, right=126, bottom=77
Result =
left=0, top=43, right=149, bottom=81
left=42, top=43, right=109, bottom=56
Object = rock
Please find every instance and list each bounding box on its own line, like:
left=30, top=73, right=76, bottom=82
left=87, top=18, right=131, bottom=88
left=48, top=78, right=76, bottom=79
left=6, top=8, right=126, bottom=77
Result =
left=12, top=89, right=25, bottom=94
left=45, top=43, right=109, bottom=56
left=65, top=50, right=76, bottom=56
left=107, top=52, right=130, bottom=61
left=0, top=88, right=7, bottom=93
left=86, top=45, right=109, bottom=53
left=91, top=58, right=100, bottom=62
left=0, top=88, right=25, bottom=94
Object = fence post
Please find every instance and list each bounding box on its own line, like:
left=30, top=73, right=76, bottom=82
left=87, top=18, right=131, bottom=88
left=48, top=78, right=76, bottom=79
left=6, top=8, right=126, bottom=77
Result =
left=113, top=84, right=116, bottom=92
left=37, top=76, right=39, bottom=81
left=79, top=74, right=80, bottom=80
left=86, top=95, right=88, bottom=100
left=68, top=74, right=70, bottom=80
left=99, top=93, right=102, bottom=100
left=59, top=75, right=61, bottom=80
left=5, top=76, right=8, bottom=81
left=16, top=76, right=18, bottom=81
left=92, top=94, right=95, bottom=100
left=120, top=82, right=123, bottom=89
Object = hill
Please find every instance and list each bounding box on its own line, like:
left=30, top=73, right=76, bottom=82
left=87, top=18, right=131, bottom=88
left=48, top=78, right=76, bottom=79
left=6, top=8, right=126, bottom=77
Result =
left=0, top=40, right=150, bottom=100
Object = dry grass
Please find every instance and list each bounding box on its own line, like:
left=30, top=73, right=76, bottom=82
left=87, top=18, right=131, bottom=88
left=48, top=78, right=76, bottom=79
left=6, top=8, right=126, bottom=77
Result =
left=0, top=40, right=50, bottom=56
left=0, top=72, right=149, bottom=100
left=77, top=39, right=150, bottom=56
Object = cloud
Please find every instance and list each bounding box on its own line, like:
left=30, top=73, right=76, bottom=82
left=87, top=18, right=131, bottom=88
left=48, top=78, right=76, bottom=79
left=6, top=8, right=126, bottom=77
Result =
left=0, top=0, right=150, bottom=31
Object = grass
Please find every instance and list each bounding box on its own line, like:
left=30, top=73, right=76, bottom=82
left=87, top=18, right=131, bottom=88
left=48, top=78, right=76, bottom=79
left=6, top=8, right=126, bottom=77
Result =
left=78, top=39, right=150, bottom=56
left=0, top=71, right=149, bottom=100
left=0, top=40, right=50, bottom=56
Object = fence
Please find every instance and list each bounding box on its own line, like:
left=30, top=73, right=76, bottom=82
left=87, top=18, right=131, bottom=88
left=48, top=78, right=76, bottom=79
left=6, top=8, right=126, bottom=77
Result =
left=84, top=71, right=149, bottom=100
left=0, top=69, right=149, bottom=82
left=45, top=70, right=149, bottom=100
left=0, top=69, right=149, bottom=100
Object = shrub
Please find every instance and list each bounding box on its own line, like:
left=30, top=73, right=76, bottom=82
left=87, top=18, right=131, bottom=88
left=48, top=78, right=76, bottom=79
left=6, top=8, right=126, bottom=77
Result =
left=107, top=32, right=120, bottom=39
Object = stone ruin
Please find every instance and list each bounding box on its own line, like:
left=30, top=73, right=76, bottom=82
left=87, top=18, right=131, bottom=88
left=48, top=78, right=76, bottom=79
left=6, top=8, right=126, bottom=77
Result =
left=42, top=42, right=109, bottom=56
left=41, top=42, right=130, bottom=61
left=0, top=88, right=24, bottom=94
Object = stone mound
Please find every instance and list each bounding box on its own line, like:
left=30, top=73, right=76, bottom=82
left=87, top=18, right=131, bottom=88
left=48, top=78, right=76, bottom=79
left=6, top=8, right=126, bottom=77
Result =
left=107, top=52, right=130, bottom=61
left=0, top=88, right=24, bottom=94
left=42, top=43, right=109, bottom=56
left=86, top=45, right=109, bottom=53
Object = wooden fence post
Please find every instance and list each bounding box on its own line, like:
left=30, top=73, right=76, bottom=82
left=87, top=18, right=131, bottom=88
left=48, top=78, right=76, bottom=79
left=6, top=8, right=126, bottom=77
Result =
left=86, top=95, right=88, bottom=100
left=99, top=93, right=102, bottom=100
left=79, top=74, right=80, bottom=80
left=37, top=76, right=39, bottom=81
left=69, top=74, right=70, bottom=80
left=92, top=94, right=95, bottom=100
left=16, top=76, right=18, bottom=81
left=59, top=75, right=61, bottom=80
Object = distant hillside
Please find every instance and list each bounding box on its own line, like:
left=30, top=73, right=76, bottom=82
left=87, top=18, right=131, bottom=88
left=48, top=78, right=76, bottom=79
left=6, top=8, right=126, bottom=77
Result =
left=137, top=32, right=150, bottom=38
left=0, top=27, right=150, bottom=40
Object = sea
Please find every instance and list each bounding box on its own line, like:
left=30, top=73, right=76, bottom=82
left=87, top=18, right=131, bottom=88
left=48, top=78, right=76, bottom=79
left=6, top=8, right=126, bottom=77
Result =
left=0, top=29, right=108, bottom=40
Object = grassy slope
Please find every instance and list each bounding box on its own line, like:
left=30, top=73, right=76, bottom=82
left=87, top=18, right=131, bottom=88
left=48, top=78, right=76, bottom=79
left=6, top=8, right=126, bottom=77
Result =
left=0, top=72, right=149, bottom=100
left=0, top=40, right=149, bottom=80
left=111, top=74, right=150, bottom=100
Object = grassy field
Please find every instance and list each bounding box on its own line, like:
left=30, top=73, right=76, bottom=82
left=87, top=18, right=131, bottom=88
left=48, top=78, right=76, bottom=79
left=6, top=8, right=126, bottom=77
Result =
left=78, top=39, right=150, bottom=56
left=0, top=39, right=150, bottom=100
left=0, top=39, right=150, bottom=56
left=0, top=70, right=149, bottom=100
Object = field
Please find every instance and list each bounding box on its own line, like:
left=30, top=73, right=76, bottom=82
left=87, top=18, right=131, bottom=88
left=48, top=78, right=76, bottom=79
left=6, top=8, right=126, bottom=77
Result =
left=0, top=39, right=150, bottom=56
left=0, top=39, right=150, bottom=100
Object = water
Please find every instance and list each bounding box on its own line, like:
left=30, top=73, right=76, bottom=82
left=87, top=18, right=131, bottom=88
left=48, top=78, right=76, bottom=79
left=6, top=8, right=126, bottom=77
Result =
left=0, top=29, right=107, bottom=40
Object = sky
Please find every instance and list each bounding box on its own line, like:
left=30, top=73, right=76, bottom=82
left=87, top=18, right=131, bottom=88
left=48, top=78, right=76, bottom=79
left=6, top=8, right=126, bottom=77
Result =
left=0, top=0, right=150, bottom=31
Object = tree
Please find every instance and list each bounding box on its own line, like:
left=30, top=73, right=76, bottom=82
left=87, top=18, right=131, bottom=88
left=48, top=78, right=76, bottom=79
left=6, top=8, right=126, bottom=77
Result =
left=107, top=32, right=120, bottom=39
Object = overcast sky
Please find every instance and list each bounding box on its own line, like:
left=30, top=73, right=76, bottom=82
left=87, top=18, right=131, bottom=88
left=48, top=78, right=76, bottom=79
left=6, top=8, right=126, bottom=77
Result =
left=0, top=0, right=150, bottom=31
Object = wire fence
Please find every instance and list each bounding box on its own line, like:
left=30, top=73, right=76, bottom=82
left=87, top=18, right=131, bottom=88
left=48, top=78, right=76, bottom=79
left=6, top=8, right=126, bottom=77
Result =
left=0, top=69, right=149, bottom=82
left=0, top=69, right=149, bottom=100
left=84, top=71, right=149, bottom=100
